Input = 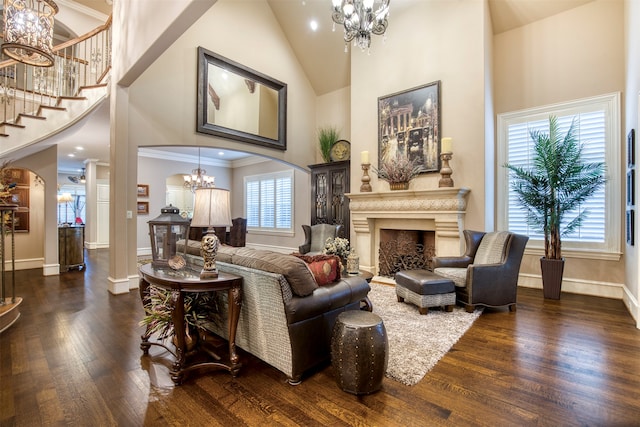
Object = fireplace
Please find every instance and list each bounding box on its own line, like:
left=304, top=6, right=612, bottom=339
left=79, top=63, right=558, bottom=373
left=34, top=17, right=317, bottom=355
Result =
left=346, top=188, right=470, bottom=278
left=378, top=229, right=435, bottom=277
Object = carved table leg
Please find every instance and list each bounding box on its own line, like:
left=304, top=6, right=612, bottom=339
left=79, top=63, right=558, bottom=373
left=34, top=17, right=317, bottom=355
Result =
left=170, top=290, right=186, bottom=385
left=139, top=277, right=152, bottom=354
left=227, top=281, right=242, bottom=376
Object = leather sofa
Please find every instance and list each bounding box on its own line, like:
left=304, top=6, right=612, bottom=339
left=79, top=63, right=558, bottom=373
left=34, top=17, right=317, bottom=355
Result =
left=182, top=243, right=370, bottom=384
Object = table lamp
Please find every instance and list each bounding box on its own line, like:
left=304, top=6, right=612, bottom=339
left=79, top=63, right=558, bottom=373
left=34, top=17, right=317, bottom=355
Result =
left=190, top=188, right=232, bottom=279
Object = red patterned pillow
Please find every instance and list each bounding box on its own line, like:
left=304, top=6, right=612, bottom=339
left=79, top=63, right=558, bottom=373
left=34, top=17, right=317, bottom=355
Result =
left=292, top=253, right=340, bottom=286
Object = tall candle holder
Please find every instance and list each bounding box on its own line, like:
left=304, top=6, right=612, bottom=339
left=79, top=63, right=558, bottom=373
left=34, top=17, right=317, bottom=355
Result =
left=360, top=163, right=372, bottom=192
left=439, top=152, right=454, bottom=187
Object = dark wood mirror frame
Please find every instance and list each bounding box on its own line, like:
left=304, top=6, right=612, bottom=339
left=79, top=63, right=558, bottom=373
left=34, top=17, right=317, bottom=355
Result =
left=196, top=46, right=287, bottom=150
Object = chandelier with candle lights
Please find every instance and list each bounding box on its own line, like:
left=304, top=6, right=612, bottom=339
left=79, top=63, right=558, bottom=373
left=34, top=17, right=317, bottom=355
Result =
left=184, top=148, right=215, bottom=193
left=331, top=0, right=390, bottom=53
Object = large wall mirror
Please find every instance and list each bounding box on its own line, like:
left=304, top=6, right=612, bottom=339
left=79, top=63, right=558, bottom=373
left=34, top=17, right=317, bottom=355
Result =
left=196, top=47, right=287, bottom=150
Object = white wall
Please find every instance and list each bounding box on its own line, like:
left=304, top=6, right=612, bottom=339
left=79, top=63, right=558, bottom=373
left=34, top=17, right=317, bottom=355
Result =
left=128, top=0, right=317, bottom=170
left=494, top=0, right=625, bottom=296
left=136, top=154, right=232, bottom=255
left=350, top=0, right=488, bottom=235
left=624, top=0, right=640, bottom=325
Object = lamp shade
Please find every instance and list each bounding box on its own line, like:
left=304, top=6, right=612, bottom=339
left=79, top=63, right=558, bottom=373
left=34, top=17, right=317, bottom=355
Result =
left=191, top=188, right=232, bottom=228
left=57, top=193, right=73, bottom=203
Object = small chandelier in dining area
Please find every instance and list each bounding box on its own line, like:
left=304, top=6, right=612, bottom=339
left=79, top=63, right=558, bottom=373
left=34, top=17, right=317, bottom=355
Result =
left=2, top=0, right=59, bottom=67
left=183, top=148, right=215, bottom=193
left=331, top=0, right=390, bottom=53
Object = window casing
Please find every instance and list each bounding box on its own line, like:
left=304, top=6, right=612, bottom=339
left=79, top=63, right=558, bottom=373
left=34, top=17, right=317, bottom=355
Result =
left=244, top=170, right=293, bottom=234
left=497, top=93, right=621, bottom=260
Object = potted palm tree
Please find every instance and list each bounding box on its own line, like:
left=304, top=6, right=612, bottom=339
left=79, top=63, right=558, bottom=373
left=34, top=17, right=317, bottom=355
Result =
left=505, top=115, right=606, bottom=299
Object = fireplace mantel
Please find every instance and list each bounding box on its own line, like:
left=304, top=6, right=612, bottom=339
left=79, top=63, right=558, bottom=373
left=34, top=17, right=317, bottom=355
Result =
left=346, top=187, right=471, bottom=275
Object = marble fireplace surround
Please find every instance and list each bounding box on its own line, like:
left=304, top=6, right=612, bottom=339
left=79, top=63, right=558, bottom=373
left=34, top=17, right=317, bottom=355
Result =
left=347, top=188, right=471, bottom=277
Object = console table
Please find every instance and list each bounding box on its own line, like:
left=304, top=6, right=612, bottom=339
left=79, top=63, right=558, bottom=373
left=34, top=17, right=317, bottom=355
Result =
left=138, top=263, right=242, bottom=384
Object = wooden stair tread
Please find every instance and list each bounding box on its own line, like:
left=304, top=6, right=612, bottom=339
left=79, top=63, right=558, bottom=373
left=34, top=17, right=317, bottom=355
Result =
left=0, top=122, right=25, bottom=129
left=18, top=113, right=46, bottom=120
left=39, top=105, right=67, bottom=111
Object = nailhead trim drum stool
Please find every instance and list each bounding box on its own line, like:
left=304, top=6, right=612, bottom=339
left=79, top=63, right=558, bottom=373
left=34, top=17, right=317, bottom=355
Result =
left=331, top=310, right=388, bottom=395
left=394, top=269, right=456, bottom=315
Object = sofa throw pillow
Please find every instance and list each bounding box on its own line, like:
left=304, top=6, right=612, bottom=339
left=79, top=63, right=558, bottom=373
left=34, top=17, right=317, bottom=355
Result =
left=231, top=248, right=318, bottom=297
left=293, top=254, right=340, bottom=286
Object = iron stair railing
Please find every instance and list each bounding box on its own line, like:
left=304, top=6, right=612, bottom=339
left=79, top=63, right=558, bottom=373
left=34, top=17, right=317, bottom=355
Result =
left=0, top=15, right=112, bottom=129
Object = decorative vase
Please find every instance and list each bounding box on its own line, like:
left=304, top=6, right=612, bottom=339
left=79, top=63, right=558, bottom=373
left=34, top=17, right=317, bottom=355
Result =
left=540, top=257, right=564, bottom=299
left=389, top=181, right=409, bottom=191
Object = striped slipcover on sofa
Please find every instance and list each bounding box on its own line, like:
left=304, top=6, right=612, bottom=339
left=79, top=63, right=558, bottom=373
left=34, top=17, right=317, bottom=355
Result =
left=185, top=245, right=370, bottom=384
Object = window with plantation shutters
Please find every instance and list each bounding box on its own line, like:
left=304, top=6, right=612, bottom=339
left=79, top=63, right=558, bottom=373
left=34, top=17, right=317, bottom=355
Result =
left=244, top=170, right=293, bottom=232
left=497, top=93, right=621, bottom=260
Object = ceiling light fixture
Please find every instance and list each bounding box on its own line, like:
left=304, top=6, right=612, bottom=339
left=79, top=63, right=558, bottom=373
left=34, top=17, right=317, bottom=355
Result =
left=79, top=168, right=86, bottom=184
left=331, top=0, right=390, bottom=53
left=1, top=0, right=59, bottom=67
left=184, top=148, right=215, bottom=193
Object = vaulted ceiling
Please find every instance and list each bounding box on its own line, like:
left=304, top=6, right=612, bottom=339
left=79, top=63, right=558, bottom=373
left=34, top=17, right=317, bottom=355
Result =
left=55, top=0, right=594, bottom=172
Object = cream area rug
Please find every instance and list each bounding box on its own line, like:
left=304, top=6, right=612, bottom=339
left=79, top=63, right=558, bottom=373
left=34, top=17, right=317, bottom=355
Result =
left=369, top=281, right=482, bottom=386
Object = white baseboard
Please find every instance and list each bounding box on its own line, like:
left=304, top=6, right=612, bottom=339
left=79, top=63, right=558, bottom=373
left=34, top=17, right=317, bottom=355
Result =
left=518, top=273, right=624, bottom=299
left=85, top=242, right=109, bottom=250
left=137, top=247, right=152, bottom=257
left=108, top=276, right=130, bottom=295
left=3, top=258, right=44, bottom=271
left=622, top=286, right=640, bottom=328
left=42, top=263, right=59, bottom=276
left=128, top=274, right=139, bottom=290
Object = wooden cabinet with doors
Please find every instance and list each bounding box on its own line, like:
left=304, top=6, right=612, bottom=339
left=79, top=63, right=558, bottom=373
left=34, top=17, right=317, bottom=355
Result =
left=59, top=226, right=85, bottom=272
left=309, top=160, right=350, bottom=238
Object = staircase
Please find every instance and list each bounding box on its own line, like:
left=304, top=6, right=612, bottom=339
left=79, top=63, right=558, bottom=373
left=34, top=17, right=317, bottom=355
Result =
left=0, top=17, right=112, bottom=158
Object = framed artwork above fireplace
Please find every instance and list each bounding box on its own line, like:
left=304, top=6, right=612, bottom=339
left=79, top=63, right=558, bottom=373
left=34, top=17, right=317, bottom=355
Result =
left=378, top=81, right=442, bottom=173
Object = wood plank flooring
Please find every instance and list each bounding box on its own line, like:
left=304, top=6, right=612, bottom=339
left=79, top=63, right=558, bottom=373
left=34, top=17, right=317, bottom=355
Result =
left=2, top=248, right=640, bottom=426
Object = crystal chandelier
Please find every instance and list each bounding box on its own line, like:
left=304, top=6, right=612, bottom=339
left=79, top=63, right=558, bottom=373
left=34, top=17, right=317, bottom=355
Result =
left=331, top=0, right=390, bottom=53
left=2, top=0, right=59, bottom=67
left=184, top=148, right=215, bottom=193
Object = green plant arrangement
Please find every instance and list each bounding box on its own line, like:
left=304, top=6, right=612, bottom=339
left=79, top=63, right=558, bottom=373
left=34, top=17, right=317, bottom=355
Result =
left=317, top=126, right=340, bottom=163
left=504, top=115, right=605, bottom=298
left=139, top=286, right=219, bottom=343
left=372, top=153, right=421, bottom=189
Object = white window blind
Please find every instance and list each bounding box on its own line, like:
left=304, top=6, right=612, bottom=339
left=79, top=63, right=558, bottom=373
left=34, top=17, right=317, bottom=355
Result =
left=245, top=170, right=293, bottom=232
left=506, top=112, right=606, bottom=243
left=497, top=93, right=621, bottom=259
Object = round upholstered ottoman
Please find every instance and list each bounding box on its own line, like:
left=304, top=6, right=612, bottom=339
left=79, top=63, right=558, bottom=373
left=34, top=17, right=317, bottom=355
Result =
left=331, top=310, right=388, bottom=395
left=394, top=269, right=456, bottom=314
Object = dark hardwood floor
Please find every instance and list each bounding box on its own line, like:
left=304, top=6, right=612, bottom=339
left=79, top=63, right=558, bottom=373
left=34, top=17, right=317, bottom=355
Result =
left=2, top=248, right=640, bottom=426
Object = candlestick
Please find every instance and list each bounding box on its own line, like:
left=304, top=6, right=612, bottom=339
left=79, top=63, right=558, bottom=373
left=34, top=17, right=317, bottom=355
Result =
left=360, top=163, right=372, bottom=192
left=439, top=152, right=454, bottom=188
left=441, top=137, right=453, bottom=154
left=361, top=150, right=369, bottom=164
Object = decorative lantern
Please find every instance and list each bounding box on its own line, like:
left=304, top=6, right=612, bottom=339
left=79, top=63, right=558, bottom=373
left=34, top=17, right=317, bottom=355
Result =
left=148, top=205, right=190, bottom=269
left=346, top=248, right=360, bottom=275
